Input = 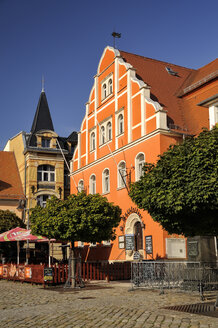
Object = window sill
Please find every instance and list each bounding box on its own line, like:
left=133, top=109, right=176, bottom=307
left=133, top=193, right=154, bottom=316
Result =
left=116, top=132, right=124, bottom=138
left=102, top=191, right=110, bottom=196
left=99, top=139, right=112, bottom=148
left=101, top=92, right=113, bottom=104
left=117, top=186, right=126, bottom=191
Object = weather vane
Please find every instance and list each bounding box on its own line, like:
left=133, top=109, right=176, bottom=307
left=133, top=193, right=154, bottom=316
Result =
left=112, top=31, right=121, bottom=49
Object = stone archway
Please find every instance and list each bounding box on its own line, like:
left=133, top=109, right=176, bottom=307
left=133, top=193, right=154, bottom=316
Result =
left=125, top=213, right=144, bottom=260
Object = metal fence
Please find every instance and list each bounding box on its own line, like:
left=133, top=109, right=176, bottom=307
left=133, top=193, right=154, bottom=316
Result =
left=131, top=261, right=218, bottom=293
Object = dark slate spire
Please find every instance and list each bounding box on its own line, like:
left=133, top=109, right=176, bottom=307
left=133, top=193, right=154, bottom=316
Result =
left=30, top=91, right=54, bottom=133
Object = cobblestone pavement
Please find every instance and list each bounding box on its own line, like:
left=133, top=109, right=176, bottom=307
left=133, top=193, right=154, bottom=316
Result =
left=0, top=280, right=217, bottom=328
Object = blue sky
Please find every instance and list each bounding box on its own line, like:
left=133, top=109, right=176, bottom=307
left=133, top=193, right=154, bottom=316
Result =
left=0, top=0, right=217, bottom=149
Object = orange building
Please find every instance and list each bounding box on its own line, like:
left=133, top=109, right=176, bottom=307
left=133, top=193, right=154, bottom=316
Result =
left=70, top=46, right=218, bottom=262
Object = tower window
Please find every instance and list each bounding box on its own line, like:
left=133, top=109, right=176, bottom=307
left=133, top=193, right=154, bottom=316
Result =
left=37, top=165, right=55, bottom=182
left=41, top=138, right=50, bottom=148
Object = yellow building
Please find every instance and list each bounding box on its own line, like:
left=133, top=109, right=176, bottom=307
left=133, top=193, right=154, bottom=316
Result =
left=4, top=90, right=77, bottom=218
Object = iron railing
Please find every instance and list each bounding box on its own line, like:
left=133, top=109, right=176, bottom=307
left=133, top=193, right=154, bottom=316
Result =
left=131, top=261, right=218, bottom=293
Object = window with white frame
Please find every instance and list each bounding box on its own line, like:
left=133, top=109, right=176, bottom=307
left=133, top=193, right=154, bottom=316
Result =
left=106, top=121, right=112, bottom=141
left=89, top=174, right=96, bottom=194
left=101, top=74, right=113, bottom=100
left=90, top=131, right=95, bottom=151
left=41, top=137, right=50, bottom=148
left=37, top=165, right=55, bottom=182
left=118, top=113, right=124, bottom=135
left=118, top=161, right=126, bottom=189
left=37, top=194, right=51, bottom=208
left=78, top=180, right=84, bottom=193
left=108, top=79, right=113, bottom=95
left=89, top=242, right=97, bottom=247
left=135, top=153, right=145, bottom=181
left=102, top=169, right=110, bottom=193
left=103, top=83, right=107, bottom=99
left=100, top=126, right=105, bottom=145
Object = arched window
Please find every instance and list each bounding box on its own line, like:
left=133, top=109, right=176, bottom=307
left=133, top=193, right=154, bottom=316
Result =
left=89, top=174, right=96, bottom=194
left=102, top=169, right=110, bottom=193
left=103, top=83, right=107, bottom=98
left=78, top=180, right=84, bottom=193
left=118, top=161, right=126, bottom=189
left=108, top=79, right=113, bottom=94
left=106, top=121, right=112, bottom=141
left=136, top=153, right=145, bottom=181
left=37, top=165, right=55, bottom=182
left=37, top=194, right=51, bottom=208
left=118, top=114, right=124, bottom=135
left=101, top=126, right=105, bottom=145
left=90, top=132, right=95, bottom=151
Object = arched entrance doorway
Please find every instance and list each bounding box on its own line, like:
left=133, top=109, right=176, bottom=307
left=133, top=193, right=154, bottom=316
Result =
left=134, top=221, right=143, bottom=251
left=125, top=213, right=144, bottom=260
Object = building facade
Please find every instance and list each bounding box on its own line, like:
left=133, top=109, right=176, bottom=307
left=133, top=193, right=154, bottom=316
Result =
left=70, top=46, right=217, bottom=262
left=4, top=90, right=77, bottom=259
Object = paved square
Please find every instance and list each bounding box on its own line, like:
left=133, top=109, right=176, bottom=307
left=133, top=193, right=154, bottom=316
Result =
left=0, top=280, right=217, bottom=327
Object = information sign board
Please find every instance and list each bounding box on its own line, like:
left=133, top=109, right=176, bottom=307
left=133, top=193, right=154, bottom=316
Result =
left=44, top=267, right=53, bottom=281
left=125, top=234, right=135, bottom=250
left=145, top=235, right=153, bottom=254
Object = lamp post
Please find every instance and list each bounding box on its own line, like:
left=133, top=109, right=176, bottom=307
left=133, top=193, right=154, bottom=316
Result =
left=17, top=187, right=36, bottom=264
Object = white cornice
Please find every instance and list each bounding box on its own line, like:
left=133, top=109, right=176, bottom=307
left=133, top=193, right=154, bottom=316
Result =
left=70, top=128, right=171, bottom=176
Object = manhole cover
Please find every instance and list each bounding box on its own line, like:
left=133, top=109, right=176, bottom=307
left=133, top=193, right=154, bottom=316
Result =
left=163, top=302, right=218, bottom=318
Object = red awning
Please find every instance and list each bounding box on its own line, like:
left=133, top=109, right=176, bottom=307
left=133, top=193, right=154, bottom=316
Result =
left=0, top=227, right=53, bottom=242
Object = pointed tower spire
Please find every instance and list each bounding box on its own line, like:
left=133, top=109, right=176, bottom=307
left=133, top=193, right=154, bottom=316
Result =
left=30, top=91, right=54, bottom=134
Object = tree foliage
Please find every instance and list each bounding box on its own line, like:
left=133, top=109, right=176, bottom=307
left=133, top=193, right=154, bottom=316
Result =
left=30, top=192, right=121, bottom=243
left=0, top=209, right=25, bottom=234
left=129, top=127, right=218, bottom=236
left=0, top=209, right=26, bottom=258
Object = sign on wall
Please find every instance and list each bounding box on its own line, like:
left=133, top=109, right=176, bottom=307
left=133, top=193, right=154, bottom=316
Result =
left=118, top=236, right=125, bottom=249
left=145, top=235, right=153, bottom=254
left=125, top=234, right=135, bottom=250
left=44, top=267, right=53, bottom=281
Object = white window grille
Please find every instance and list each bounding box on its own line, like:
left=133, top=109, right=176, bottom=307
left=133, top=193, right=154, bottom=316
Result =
left=41, top=138, right=50, bottom=148
left=106, top=121, right=112, bottom=141
left=90, top=132, right=95, bottom=151
left=78, top=180, right=84, bottom=193
left=102, top=169, right=110, bottom=193
left=89, top=174, right=96, bottom=194
left=37, top=165, right=55, bottom=182
left=37, top=194, right=51, bottom=208
left=136, top=153, right=145, bottom=181
left=118, top=161, right=126, bottom=189
left=118, top=114, right=124, bottom=135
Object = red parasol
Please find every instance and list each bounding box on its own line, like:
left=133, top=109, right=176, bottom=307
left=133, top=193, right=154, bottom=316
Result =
left=0, top=227, right=51, bottom=242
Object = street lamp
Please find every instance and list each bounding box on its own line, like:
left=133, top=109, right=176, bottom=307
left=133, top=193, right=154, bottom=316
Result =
left=17, top=188, right=36, bottom=264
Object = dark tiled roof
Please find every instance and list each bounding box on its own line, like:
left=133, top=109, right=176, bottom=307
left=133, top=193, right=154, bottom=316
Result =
left=30, top=91, right=54, bottom=134
left=0, top=152, right=24, bottom=200
left=119, top=50, right=194, bottom=131
left=67, top=131, right=78, bottom=142
left=178, top=58, right=218, bottom=96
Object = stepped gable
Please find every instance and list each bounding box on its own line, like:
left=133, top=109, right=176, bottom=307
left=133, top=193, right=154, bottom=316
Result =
left=119, top=50, right=195, bottom=131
